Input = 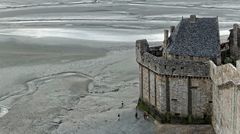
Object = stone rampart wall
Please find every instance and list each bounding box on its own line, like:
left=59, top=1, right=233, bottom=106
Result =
left=137, top=39, right=212, bottom=123
left=136, top=39, right=209, bottom=78
left=139, top=65, right=212, bottom=120
left=210, top=61, right=240, bottom=134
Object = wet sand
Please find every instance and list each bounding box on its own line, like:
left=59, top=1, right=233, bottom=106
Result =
left=0, top=36, right=107, bottom=68
left=0, top=35, right=156, bottom=133
left=0, top=0, right=237, bottom=133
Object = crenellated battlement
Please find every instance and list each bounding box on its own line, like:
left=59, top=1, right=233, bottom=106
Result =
left=136, top=39, right=209, bottom=78
left=209, top=60, right=240, bottom=134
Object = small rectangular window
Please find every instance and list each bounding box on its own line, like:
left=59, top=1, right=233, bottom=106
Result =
left=175, top=113, right=180, bottom=116
left=191, top=86, right=198, bottom=89
left=176, top=55, right=179, bottom=59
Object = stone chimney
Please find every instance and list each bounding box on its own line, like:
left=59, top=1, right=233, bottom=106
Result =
left=163, top=30, right=169, bottom=48
left=170, top=26, right=175, bottom=35
left=162, top=30, right=169, bottom=58
left=233, top=23, right=239, bottom=31
left=231, top=24, right=239, bottom=59
left=190, top=15, right=196, bottom=23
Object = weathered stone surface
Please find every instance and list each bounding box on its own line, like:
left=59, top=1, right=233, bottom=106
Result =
left=139, top=66, right=143, bottom=100
left=169, top=77, right=188, bottom=117
left=139, top=64, right=212, bottom=119
left=156, top=75, right=166, bottom=113
left=142, top=67, right=149, bottom=103
left=150, top=71, right=155, bottom=106
left=210, top=60, right=240, bottom=134
left=191, top=78, right=212, bottom=118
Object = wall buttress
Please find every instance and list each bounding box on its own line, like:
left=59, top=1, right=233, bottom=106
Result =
left=166, top=76, right=170, bottom=112
left=188, top=77, right=192, bottom=115
left=140, top=65, right=143, bottom=99
left=154, top=73, right=157, bottom=106
left=148, top=68, right=151, bottom=102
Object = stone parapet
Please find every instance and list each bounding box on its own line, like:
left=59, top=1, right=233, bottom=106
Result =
left=210, top=60, right=240, bottom=134
left=136, top=39, right=209, bottom=78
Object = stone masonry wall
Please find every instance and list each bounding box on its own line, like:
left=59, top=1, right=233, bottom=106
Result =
left=169, top=77, right=188, bottom=117
left=156, top=75, right=166, bottom=113
left=139, top=64, right=212, bottom=119
left=210, top=60, right=240, bottom=134
left=191, top=78, right=212, bottom=118
left=139, top=65, right=143, bottom=100
left=142, top=67, right=149, bottom=103
left=150, top=71, right=156, bottom=106
left=137, top=39, right=212, bottom=121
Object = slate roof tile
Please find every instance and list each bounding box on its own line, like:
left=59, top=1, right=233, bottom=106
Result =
left=166, top=16, right=220, bottom=58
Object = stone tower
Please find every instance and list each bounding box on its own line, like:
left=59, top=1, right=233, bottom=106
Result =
left=136, top=15, right=240, bottom=133
left=136, top=15, right=220, bottom=123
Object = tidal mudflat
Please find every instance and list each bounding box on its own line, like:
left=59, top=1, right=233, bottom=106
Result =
left=0, top=0, right=238, bottom=133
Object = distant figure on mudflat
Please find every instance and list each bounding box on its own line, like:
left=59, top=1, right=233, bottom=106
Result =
left=117, top=113, right=120, bottom=121
left=121, top=101, right=124, bottom=108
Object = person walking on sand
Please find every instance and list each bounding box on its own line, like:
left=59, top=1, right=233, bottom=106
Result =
left=118, top=113, right=120, bottom=121
left=144, top=112, right=146, bottom=120
left=121, top=101, right=124, bottom=108
left=135, top=112, right=138, bottom=119
left=143, top=112, right=149, bottom=120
